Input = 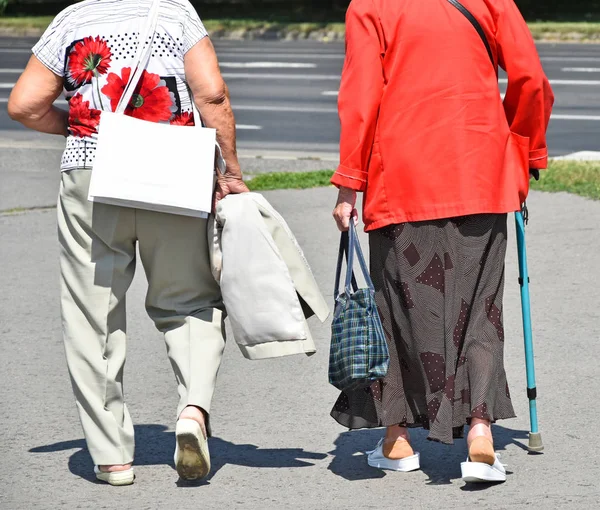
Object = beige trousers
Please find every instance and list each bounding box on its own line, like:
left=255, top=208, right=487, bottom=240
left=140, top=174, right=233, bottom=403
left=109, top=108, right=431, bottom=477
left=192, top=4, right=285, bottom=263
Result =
left=57, top=170, right=226, bottom=466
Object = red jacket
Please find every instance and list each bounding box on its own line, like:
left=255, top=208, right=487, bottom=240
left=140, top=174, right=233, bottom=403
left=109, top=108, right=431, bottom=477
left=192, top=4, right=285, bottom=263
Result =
left=331, top=0, right=554, bottom=231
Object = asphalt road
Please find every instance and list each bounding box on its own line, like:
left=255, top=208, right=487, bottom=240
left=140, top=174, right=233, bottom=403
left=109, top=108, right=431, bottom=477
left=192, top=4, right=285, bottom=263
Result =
left=0, top=37, right=599, bottom=158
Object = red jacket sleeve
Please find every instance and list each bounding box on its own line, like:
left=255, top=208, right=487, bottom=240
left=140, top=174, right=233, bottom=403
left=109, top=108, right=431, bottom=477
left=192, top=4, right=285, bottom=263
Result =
left=496, top=0, right=555, bottom=169
left=331, top=0, right=385, bottom=191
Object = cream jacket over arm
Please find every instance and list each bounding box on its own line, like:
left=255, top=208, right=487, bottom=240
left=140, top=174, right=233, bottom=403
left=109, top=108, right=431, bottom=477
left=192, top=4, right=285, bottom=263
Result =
left=209, top=193, right=330, bottom=360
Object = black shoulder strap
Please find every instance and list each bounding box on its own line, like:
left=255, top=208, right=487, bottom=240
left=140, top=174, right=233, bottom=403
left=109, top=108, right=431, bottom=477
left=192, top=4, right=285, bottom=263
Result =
left=446, top=0, right=495, bottom=68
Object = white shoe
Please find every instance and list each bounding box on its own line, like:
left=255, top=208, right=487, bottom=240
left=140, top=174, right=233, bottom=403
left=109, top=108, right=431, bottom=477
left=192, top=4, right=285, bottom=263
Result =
left=174, top=419, right=210, bottom=480
left=367, top=438, right=421, bottom=472
left=94, top=466, right=135, bottom=486
left=461, top=454, right=507, bottom=483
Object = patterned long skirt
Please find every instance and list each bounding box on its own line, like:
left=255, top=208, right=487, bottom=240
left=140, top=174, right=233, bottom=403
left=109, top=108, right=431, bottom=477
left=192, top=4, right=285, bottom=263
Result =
left=331, top=214, right=516, bottom=444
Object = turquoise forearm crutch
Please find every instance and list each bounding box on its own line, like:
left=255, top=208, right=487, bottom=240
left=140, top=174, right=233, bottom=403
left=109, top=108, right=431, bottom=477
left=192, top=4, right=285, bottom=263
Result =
left=515, top=205, right=543, bottom=452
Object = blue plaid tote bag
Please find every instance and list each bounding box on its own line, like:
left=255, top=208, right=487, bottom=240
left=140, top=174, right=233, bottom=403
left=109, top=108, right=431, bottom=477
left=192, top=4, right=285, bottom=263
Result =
left=328, top=222, right=389, bottom=391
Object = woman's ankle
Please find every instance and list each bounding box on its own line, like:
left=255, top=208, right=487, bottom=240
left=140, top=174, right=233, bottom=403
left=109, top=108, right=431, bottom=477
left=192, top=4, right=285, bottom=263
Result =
left=385, top=424, right=410, bottom=444
left=98, top=464, right=132, bottom=472
left=179, top=405, right=208, bottom=436
left=467, top=418, right=493, bottom=447
left=383, top=425, right=413, bottom=459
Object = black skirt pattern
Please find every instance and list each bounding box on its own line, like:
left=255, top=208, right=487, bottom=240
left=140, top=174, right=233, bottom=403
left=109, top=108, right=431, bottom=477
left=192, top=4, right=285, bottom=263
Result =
left=331, top=214, right=516, bottom=444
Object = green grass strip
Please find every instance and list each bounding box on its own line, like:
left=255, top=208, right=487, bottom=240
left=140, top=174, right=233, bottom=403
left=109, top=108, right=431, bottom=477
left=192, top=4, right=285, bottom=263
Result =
left=0, top=16, right=53, bottom=30
left=531, top=160, right=600, bottom=200
left=246, top=170, right=334, bottom=191
left=0, top=17, right=346, bottom=33
left=528, top=22, right=600, bottom=41
left=245, top=161, right=600, bottom=201
left=203, top=19, right=346, bottom=34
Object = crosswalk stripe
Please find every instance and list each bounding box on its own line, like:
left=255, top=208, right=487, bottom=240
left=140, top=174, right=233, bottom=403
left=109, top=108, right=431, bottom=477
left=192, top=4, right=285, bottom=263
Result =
left=220, top=62, right=317, bottom=69
left=561, top=67, right=600, bottom=73
left=551, top=114, right=600, bottom=121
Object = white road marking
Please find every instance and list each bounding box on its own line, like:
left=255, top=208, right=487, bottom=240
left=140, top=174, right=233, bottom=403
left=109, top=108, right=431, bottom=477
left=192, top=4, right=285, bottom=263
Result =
left=551, top=114, right=600, bottom=121
left=216, top=52, right=343, bottom=60
left=220, top=62, right=316, bottom=69
left=0, top=83, right=15, bottom=88
left=0, top=69, right=24, bottom=74
left=235, top=124, right=262, bottom=130
left=234, top=104, right=337, bottom=113
left=561, top=67, right=600, bottom=73
left=498, top=78, right=600, bottom=86
left=322, top=91, right=339, bottom=96
left=542, top=57, right=600, bottom=62
left=221, top=72, right=339, bottom=80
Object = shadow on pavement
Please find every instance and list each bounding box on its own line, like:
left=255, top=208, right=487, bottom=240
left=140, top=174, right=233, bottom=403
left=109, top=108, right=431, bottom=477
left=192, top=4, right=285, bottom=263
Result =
left=328, top=424, right=529, bottom=487
left=29, top=424, right=328, bottom=485
left=327, top=428, right=387, bottom=481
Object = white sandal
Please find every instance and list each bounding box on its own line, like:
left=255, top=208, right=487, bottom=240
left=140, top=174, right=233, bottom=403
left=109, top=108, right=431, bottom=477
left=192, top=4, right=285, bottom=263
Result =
left=94, top=466, right=135, bottom=486
left=367, top=438, right=421, bottom=472
left=461, top=453, right=507, bottom=483
left=174, top=419, right=210, bottom=480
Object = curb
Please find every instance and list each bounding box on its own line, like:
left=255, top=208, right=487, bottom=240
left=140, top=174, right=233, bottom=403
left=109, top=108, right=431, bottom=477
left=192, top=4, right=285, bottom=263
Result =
left=553, top=151, right=600, bottom=161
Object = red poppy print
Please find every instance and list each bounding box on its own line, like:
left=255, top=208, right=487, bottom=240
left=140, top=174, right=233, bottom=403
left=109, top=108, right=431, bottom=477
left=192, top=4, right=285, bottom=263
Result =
left=170, top=111, right=195, bottom=126
left=102, top=67, right=174, bottom=123
left=68, top=94, right=101, bottom=138
left=68, top=36, right=112, bottom=86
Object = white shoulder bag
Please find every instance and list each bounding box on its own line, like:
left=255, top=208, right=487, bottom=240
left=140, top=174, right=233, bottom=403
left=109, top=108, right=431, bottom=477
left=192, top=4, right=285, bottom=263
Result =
left=88, top=0, right=220, bottom=218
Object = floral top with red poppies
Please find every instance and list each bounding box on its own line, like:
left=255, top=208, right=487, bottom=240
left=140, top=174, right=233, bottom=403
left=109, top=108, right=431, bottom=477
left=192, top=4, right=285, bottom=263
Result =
left=32, top=0, right=207, bottom=171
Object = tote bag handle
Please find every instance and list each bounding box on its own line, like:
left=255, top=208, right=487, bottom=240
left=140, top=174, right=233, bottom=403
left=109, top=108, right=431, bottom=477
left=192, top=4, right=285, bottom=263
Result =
left=334, top=231, right=358, bottom=296
left=334, top=222, right=375, bottom=297
left=115, top=0, right=161, bottom=114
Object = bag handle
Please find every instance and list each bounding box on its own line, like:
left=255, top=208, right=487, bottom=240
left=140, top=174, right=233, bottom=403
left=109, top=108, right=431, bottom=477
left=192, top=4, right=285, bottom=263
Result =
left=334, top=222, right=375, bottom=297
left=348, top=221, right=374, bottom=292
left=115, top=0, right=161, bottom=114
left=334, top=231, right=358, bottom=296
left=446, top=0, right=495, bottom=69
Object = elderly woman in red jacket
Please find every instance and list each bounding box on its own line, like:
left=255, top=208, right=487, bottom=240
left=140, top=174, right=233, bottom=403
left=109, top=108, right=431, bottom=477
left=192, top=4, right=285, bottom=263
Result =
left=332, top=0, right=553, bottom=483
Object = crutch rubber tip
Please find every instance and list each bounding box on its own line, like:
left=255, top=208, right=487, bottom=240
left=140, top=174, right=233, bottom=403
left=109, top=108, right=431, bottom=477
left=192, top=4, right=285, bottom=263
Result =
left=528, top=432, right=544, bottom=453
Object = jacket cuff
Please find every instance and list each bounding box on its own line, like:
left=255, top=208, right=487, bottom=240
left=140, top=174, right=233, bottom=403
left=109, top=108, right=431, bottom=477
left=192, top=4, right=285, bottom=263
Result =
left=529, top=147, right=548, bottom=169
left=331, top=164, right=368, bottom=192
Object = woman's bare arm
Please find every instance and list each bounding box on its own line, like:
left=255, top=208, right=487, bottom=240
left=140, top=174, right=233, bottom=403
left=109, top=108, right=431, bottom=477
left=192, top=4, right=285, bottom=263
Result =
left=185, top=37, right=248, bottom=204
left=8, top=56, right=68, bottom=136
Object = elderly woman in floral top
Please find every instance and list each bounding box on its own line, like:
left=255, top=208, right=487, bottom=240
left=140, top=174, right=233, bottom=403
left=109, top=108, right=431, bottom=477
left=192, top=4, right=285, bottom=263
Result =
left=8, top=0, right=247, bottom=486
